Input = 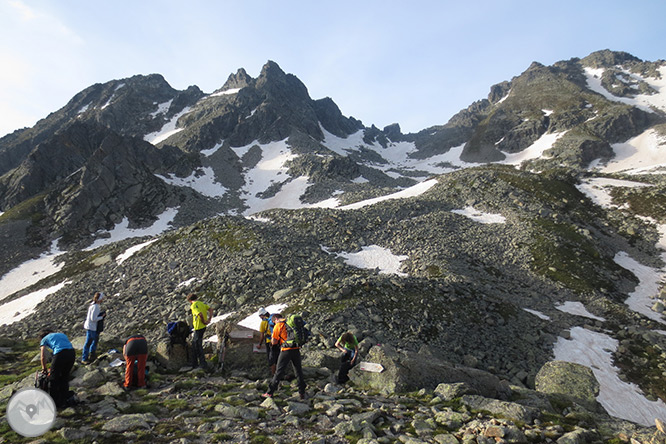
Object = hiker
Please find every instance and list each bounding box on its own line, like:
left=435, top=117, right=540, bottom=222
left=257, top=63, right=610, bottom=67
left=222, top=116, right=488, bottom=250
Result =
left=335, top=331, right=359, bottom=383
left=257, top=308, right=280, bottom=375
left=262, top=314, right=307, bottom=399
left=82, top=291, right=106, bottom=364
left=39, top=329, right=75, bottom=408
left=123, top=335, right=148, bottom=388
left=187, top=293, right=213, bottom=370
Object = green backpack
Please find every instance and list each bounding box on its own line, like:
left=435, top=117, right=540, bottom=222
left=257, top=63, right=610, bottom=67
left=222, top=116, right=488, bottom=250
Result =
left=283, top=314, right=311, bottom=347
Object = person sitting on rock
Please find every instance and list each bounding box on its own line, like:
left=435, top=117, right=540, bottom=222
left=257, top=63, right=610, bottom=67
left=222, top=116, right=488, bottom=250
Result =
left=335, top=331, right=359, bottom=384
left=39, top=329, right=75, bottom=408
left=123, top=335, right=148, bottom=389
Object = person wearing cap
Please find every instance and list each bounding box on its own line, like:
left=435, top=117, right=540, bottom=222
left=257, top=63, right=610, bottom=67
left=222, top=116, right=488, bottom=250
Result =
left=81, top=291, right=106, bottom=364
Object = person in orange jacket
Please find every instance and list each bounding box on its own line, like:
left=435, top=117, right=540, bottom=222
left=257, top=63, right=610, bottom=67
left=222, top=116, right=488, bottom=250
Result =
left=262, top=315, right=306, bottom=399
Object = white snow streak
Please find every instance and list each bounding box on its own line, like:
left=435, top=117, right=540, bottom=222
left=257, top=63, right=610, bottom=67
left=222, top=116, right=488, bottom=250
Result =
left=500, top=131, right=567, bottom=166
left=156, top=167, right=227, bottom=198
left=601, top=129, right=666, bottom=174
left=86, top=207, right=178, bottom=251
left=0, top=242, right=64, bottom=301
left=450, top=207, right=506, bottom=224
left=116, top=239, right=158, bottom=265
left=323, top=245, right=408, bottom=277
left=143, top=106, right=192, bottom=144
left=0, top=281, right=69, bottom=326
left=555, top=301, right=605, bottom=321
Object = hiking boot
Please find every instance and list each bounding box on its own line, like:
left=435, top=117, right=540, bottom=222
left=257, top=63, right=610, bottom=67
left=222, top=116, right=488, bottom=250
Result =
left=261, top=393, right=272, bottom=398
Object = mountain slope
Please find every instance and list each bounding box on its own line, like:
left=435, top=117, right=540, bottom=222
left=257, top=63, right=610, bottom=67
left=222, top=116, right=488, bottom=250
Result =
left=2, top=50, right=666, bottom=425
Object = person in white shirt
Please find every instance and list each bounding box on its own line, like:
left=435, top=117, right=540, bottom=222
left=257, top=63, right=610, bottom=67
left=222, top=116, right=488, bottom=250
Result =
left=81, top=292, right=106, bottom=363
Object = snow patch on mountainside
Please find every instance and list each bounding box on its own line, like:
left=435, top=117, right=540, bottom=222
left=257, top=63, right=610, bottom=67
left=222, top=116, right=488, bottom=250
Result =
left=85, top=207, right=179, bottom=251
left=555, top=301, right=605, bottom=321
left=150, top=99, right=173, bottom=117
left=0, top=242, right=64, bottom=301
left=321, top=126, right=474, bottom=176
left=0, top=281, right=70, bottom=326
left=230, top=139, right=302, bottom=215
left=156, top=167, right=228, bottom=198
left=584, top=66, right=666, bottom=114
left=450, top=207, right=506, bottom=224
left=554, top=326, right=666, bottom=426
left=337, top=179, right=438, bottom=210
left=500, top=131, right=567, bottom=166
left=599, top=129, right=666, bottom=174
left=577, top=176, right=666, bottom=325
left=144, top=106, right=192, bottom=144
left=322, top=245, right=408, bottom=276
left=116, top=239, right=157, bottom=265
left=576, top=177, right=652, bottom=208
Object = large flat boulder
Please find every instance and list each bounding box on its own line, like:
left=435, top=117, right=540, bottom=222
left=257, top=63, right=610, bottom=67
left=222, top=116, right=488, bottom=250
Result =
left=349, top=344, right=510, bottom=398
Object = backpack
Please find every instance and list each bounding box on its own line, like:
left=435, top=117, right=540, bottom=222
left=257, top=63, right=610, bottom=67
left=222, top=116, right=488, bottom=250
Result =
left=167, top=321, right=192, bottom=346
left=267, top=314, right=279, bottom=336
left=97, top=311, right=106, bottom=333
left=283, top=314, right=311, bottom=347
left=35, top=371, right=49, bottom=392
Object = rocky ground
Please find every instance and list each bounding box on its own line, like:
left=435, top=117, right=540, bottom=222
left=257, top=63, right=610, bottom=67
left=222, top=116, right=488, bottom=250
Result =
left=0, top=330, right=664, bottom=444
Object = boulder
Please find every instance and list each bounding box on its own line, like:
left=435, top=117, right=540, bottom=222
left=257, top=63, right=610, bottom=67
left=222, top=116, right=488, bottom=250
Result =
left=349, top=344, right=511, bottom=398
left=155, top=342, right=189, bottom=371
left=535, top=361, right=602, bottom=412
left=302, top=349, right=342, bottom=370
left=462, top=395, right=541, bottom=424
left=102, top=413, right=157, bottom=432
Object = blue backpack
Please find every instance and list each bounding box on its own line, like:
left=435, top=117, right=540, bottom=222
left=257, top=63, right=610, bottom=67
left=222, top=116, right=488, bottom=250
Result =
left=167, top=321, right=191, bottom=345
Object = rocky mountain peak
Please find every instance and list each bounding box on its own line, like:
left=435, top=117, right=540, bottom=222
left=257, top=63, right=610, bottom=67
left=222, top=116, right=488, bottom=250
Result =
left=582, top=49, right=643, bottom=68
left=220, top=67, right=254, bottom=91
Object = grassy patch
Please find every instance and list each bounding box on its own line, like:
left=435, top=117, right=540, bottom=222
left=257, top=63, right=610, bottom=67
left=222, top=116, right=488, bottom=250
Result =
left=0, top=193, right=46, bottom=224
left=249, top=430, right=275, bottom=444
left=614, top=334, right=666, bottom=401
left=210, top=222, right=257, bottom=251
left=530, top=218, right=630, bottom=294
left=610, top=187, right=666, bottom=222
left=122, top=401, right=164, bottom=415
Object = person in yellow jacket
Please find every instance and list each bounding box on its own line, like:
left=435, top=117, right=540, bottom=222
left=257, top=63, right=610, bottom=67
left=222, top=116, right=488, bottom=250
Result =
left=187, top=293, right=213, bottom=370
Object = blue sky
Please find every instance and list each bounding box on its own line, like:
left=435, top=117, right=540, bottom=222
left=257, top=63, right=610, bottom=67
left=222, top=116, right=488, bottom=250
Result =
left=1, top=0, right=665, bottom=138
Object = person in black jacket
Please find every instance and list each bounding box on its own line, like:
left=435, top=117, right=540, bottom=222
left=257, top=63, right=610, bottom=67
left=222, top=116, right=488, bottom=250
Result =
left=123, top=335, right=148, bottom=388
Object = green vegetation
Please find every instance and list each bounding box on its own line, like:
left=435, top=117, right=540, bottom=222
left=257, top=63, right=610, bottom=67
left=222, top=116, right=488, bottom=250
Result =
left=614, top=334, right=666, bottom=401
left=0, top=338, right=42, bottom=386
left=610, top=187, right=666, bottom=222
left=530, top=218, right=628, bottom=294
left=211, top=222, right=257, bottom=251
left=0, top=193, right=46, bottom=224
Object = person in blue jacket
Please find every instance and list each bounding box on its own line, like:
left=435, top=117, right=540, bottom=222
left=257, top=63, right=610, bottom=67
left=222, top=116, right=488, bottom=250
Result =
left=39, top=329, right=75, bottom=408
